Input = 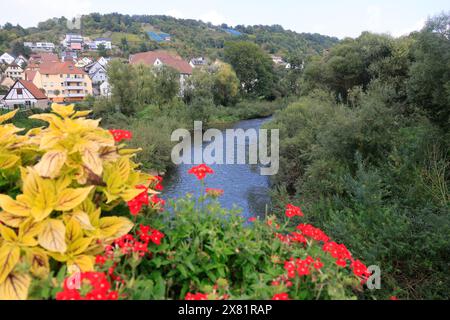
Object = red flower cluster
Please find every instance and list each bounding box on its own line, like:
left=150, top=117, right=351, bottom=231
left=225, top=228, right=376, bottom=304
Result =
left=188, top=164, right=214, bottom=180
left=137, top=224, right=165, bottom=246
left=185, top=292, right=208, bottom=300
left=127, top=185, right=150, bottom=216
left=205, top=188, right=224, bottom=197
left=272, top=293, right=290, bottom=300
left=109, top=129, right=132, bottom=142
left=56, top=272, right=118, bottom=300
left=248, top=217, right=257, bottom=223
left=285, top=204, right=303, bottom=218
left=150, top=176, right=164, bottom=191
left=350, top=259, right=370, bottom=280
left=296, top=224, right=330, bottom=243
left=284, top=256, right=324, bottom=279
left=322, top=242, right=352, bottom=268
left=271, top=275, right=293, bottom=288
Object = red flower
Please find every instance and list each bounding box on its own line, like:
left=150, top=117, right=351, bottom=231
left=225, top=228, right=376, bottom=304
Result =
left=313, top=259, right=324, bottom=270
left=188, top=164, right=214, bottom=180
left=390, top=296, right=399, bottom=301
left=248, top=217, right=257, bottom=223
left=127, top=185, right=150, bottom=216
left=150, top=176, right=164, bottom=191
left=185, top=293, right=208, bottom=300
left=109, top=129, right=132, bottom=142
left=351, top=260, right=370, bottom=279
left=285, top=204, right=304, bottom=218
left=151, top=195, right=166, bottom=211
left=272, top=293, right=289, bottom=300
left=56, top=272, right=118, bottom=300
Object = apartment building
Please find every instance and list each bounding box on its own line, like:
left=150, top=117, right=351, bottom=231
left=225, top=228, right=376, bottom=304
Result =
left=32, top=61, right=93, bottom=102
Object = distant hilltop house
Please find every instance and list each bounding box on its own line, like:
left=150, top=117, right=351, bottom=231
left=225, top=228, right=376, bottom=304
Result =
left=129, top=50, right=192, bottom=92
left=222, top=28, right=243, bottom=36
left=147, top=32, right=172, bottom=42
left=0, top=53, right=15, bottom=65
left=189, top=57, right=208, bottom=68
left=24, top=42, right=55, bottom=52
left=31, top=61, right=93, bottom=103
left=94, top=38, right=112, bottom=50
left=61, top=50, right=78, bottom=62
left=1, top=79, right=48, bottom=109
left=63, top=34, right=84, bottom=51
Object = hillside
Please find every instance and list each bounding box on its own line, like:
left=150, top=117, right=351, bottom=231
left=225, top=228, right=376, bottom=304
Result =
left=0, top=13, right=339, bottom=59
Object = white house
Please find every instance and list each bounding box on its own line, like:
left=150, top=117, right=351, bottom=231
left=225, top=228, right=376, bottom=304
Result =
left=90, top=65, right=108, bottom=85
left=75, top=57, right=93, bottom=68
left=100, top=80, right=111, bottom=97
left=0, top=53, right=15, bottom=65
left=14, top=55, right=27, bottom=68
left=97, top=57, right=109, bottom=67
left=1, top=79, right=48, bottom=109
left=94, top=38, right=112, bottom=50
left=24, top=42, right=55, bottom=52
left=5, top=63, right=24, bottom=80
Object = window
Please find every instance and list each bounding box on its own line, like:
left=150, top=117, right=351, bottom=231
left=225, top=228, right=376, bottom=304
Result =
left=17, top=88, right=23, bottom=95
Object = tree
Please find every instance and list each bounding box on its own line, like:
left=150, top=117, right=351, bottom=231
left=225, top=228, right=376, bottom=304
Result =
left=11, top=41, right=31, bottom=58
left=97, top=43, right=108, bottom=57
left=407, top=13, right=450, bottom=128
left=224, top=41, right=274, bottom=98
left=107, top=60, right=136, bottom=115
left=212, top=63, right=240, bottom=106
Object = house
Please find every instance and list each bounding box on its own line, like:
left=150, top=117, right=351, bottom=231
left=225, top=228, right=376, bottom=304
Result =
left=63, top=34, right=84, bottom=51
left=75, top=57, right=93, bottom=68
left=189, top=57, right=208, bottom=68
left=99, top=80, right=111, bottom=97
left=129, top=50, right=193, bottom=91
left=0, top=53, right=15, bottom=65
left=97, top=57, right=109, bottom=67
left=61, top=51, right=78, bottom=62
left=24, top=42, right=55, bottom=52
left=31, top=61, right=93, bottom=103
left=14, top=55, right=27, bottom=68
left=94, top=38, right=112, bottom=50
left=5, top=63, right=24, bottom=80
left=0, top=77, right=15, bottom=89
left=29, top=53, right=59, bottom=64
left=1, top=79, right=48, bottom=109
left=85, top=59, right=109, bottom=96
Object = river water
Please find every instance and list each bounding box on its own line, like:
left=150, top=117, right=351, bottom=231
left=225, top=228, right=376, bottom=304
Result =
left=162, top=117, right=272, bottom=218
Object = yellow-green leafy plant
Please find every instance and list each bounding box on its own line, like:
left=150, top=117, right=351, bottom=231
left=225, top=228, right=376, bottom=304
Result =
left=0, top=105, right=156, bottom=300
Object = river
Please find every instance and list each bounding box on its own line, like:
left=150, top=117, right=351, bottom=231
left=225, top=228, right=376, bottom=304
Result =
left=162, top=117, right=272, bottom=218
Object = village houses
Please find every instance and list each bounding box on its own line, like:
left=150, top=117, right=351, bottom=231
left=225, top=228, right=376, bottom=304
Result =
left=129, top=50, right=193, bottom=92
left=31, top=61, right=93, bottom=103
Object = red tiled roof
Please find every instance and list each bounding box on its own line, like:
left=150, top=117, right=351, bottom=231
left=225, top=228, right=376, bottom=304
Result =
left=30, top=53, right=59, bottom=63
left=38, top=61, right=86, bottom=75
left=18, top=79, right=47, bottom=100
left=129, top=50, right=192, bottom=74
left=25, top=70, right=37, bottom=81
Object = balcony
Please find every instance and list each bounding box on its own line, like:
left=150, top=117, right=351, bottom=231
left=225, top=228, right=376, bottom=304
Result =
left=64, top=78, right=84, bottom=83
left=64, top=85, right=85, bottom=90
left=66, top=93, right=86, bottom=98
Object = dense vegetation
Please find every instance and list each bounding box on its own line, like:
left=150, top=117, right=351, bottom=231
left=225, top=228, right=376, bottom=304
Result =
left=266, top=13, right=450, bottom=299
left=0, top=13, right=338, bottom=58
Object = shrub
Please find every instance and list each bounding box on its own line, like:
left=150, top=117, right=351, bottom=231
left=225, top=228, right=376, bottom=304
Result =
left=0, top=106, right=157, bottom=300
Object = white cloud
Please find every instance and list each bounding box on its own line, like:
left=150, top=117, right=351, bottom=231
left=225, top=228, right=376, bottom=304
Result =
left=392, top=18, right=426, bottom=37
left=366, top=5, right=383, bottom=30
left=199, top=10, right=228, bottom=25
left=165, top=9, right=185, bottom=19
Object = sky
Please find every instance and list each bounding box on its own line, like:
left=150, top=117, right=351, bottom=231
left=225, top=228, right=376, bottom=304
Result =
left=1, top=0, right=449, bottom=38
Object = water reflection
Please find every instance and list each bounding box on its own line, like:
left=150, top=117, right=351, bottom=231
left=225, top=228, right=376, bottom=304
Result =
left=163, top=117, right=272, bottom=218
